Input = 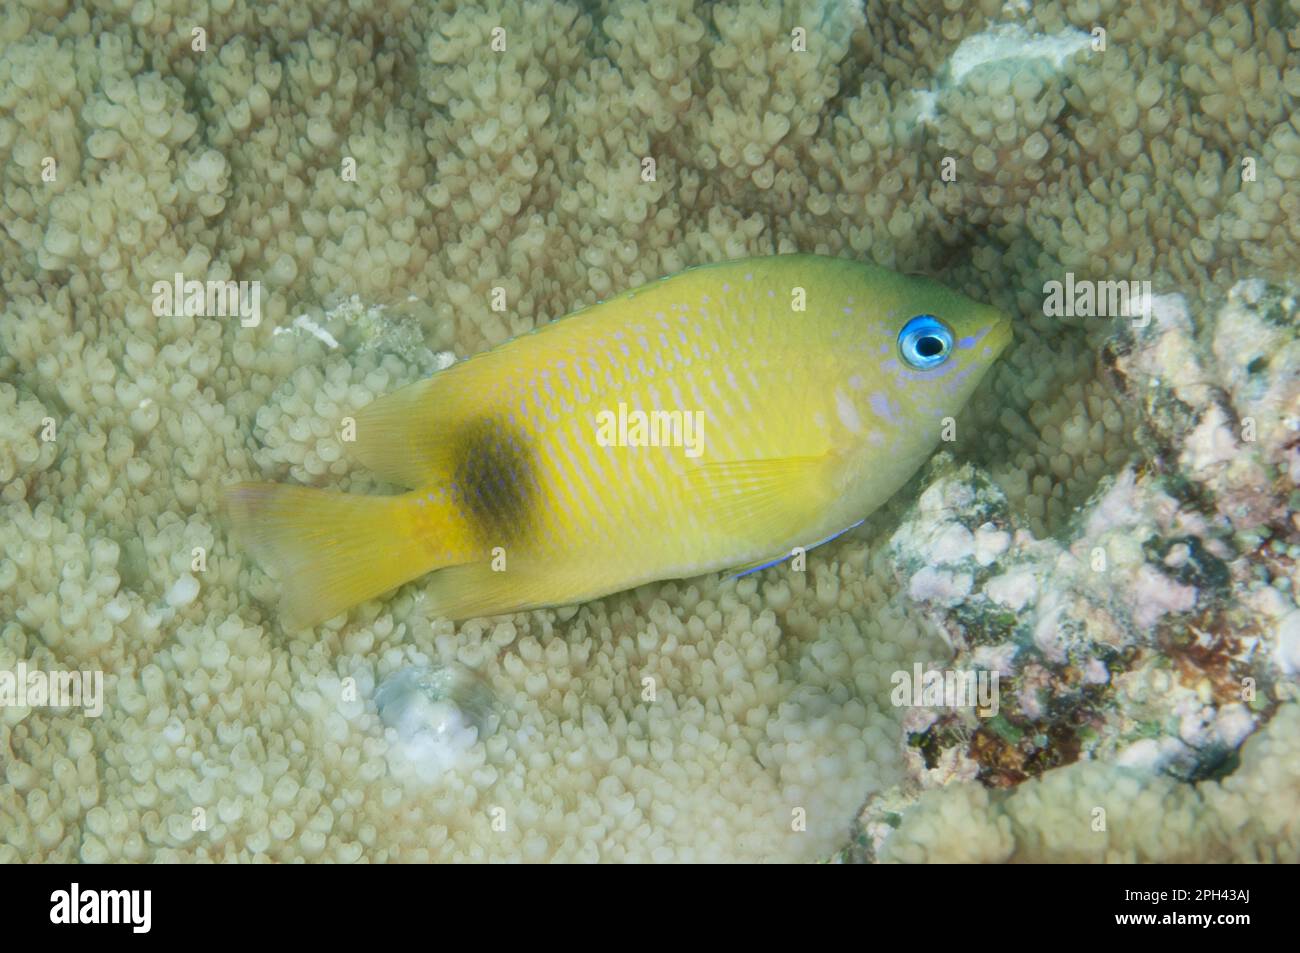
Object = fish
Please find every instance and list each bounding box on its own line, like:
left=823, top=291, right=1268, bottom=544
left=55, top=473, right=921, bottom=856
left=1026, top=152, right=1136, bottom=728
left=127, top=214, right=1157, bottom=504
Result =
left=222, top=254, right=1012, bottom=628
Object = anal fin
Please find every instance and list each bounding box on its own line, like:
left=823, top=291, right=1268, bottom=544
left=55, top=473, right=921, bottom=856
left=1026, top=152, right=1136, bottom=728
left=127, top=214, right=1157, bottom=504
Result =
left=424, top=559, right=585, bottom=620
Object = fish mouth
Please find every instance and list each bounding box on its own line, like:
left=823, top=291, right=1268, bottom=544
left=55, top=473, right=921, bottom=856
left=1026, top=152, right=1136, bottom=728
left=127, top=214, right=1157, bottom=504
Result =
left=984, top=312, right=1014, bottom=354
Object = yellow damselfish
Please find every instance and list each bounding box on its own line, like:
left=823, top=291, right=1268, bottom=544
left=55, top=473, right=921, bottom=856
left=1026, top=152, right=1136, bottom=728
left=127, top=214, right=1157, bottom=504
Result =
left=224, top=255, right=1011, bottom=628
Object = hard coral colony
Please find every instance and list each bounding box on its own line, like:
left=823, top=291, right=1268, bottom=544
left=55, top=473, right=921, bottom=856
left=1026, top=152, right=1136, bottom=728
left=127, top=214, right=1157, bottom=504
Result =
left=0, top=0, right=1297, bottom=869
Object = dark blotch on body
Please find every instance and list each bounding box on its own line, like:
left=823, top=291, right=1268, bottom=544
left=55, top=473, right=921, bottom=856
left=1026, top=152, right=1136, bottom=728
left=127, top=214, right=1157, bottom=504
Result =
left=448, top=416, right=537, bottom=549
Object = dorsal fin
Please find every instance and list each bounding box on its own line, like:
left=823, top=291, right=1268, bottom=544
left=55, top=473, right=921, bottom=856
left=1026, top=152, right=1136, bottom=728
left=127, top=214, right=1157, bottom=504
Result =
left=350, top=347, right=523, bottom=487
left=349, top=314, right=603, bottom=488
left=351, top=372, right=463, bottom=487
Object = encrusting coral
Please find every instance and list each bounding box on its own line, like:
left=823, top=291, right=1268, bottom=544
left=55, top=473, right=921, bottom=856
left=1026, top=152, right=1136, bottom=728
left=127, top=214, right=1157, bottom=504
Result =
left=878, top=700, right=1300, bottom=863
left=1, top=0, right=1297, bottom=862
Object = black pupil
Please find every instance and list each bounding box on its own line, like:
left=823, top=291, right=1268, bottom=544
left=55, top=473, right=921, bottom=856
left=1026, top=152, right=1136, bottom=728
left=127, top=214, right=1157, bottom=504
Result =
left=916, top=335, right=944, bottom=357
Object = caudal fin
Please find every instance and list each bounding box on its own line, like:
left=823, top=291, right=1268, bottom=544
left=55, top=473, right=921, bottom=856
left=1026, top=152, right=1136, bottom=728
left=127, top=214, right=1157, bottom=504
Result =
left=222, top=482, right=440, bottom=629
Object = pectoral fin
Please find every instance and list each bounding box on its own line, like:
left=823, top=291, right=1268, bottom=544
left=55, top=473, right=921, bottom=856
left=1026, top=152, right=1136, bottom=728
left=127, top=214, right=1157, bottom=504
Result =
left=683, top=453, right=840, bottom=549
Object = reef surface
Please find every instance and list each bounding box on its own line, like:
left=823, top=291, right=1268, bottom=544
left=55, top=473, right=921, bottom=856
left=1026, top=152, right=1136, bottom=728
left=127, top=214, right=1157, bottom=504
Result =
left=1, top=0, right=1297, bottom=862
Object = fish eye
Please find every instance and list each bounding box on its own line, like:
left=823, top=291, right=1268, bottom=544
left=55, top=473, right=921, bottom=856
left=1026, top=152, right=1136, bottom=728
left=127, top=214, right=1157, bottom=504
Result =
left=898, top=315, right=953, bottom=369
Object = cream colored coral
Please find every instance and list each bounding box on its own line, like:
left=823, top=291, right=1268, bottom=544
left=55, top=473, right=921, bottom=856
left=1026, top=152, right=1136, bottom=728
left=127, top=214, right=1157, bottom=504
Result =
left=0, top=549, right=956, bottom=861
left=1, top=0, right=1298, bottom=864
left=881, top=702, right=1300, bottom=862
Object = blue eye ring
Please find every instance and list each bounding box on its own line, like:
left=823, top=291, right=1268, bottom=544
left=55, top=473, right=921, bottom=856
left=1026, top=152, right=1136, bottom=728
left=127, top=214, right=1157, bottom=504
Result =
left=898, top=314, right=953, bottom=369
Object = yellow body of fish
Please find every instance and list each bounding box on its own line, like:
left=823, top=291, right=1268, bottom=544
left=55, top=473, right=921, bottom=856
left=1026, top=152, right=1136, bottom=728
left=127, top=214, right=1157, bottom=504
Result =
left=224, top=255, right=1011, bottom=628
